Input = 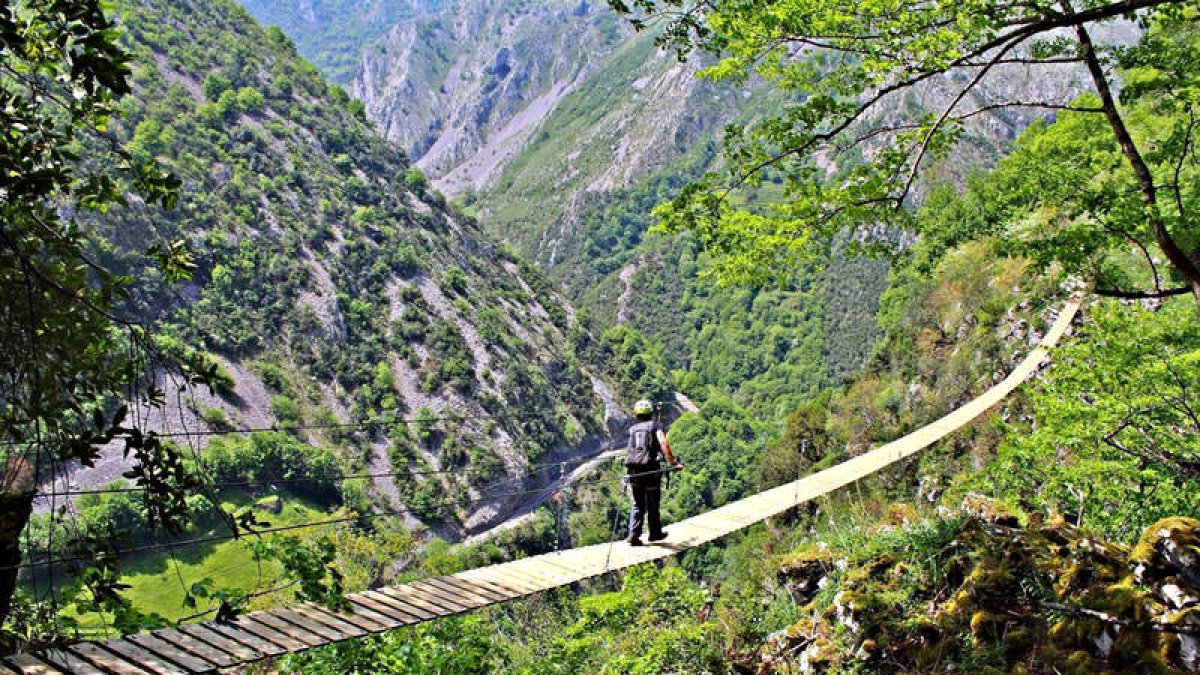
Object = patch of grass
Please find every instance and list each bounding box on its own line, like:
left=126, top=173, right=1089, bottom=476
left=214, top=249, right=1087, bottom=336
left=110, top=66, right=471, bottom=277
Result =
left=72, top=498, right=340, bottom=628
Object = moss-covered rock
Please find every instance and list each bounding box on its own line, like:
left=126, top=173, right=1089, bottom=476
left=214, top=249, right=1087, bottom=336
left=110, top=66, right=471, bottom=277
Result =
left=254, top=494, right=283, bottom=513
left=776, top=549, right=833, bottom=603
left=1131, top=517, right=1200, bottom=588
left=755, top=502, right=1200, bottom=673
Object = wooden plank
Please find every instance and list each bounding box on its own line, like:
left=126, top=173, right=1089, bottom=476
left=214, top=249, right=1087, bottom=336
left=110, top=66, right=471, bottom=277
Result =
left=124, top=633, right=219, bottom=673
left=669, top=521, right=727, bottom=546
left=378, top=582, right=456, bottom=615
left=462, top=574, right=529, bottom=600
left=411, top=578, right=490, bottom=608
left=39, top=650, right=104, bottom=675
left=492, top=567, right=561, bottom=591
left=694, top=514, right=751, bottom=533
left=528, top=555, right=599, bottom=580
left=0, top=660, right=19, bottom=675
left=176, top=624, right=265, bottom=663
left=633, top=547, right=675, bottom=565
left=149, top=628, right=239, bottom=669
left=3, top=654, right=63, bottom=675
left=454, top=568, right=542, bottom=595
left=508, top=559, right=584, bottom=586
left=421, top=577, right=501, bottom=607
left=302, top=602, right=385, bottom=634
left=62, top=643, right=153, bottom=675
left=100, top=637, right=203, bottom=675
left=537, top=555, right=602, bottom=580
left=702, top=508, right=757, bottom=525
left=404, top=581, right=480, bottom=612
left=246, top=611, right=334, bottom=646
left=338, top=598, right=405, bottom=630
left=494, top=557, right=559, bottom=578
left=361, top=589, right=438, bottom=621
left=554, top=549, right=618, bottom=577
left=375, top=586, right=452, bottom=618
left=205, top=621, right=287, bottom=658
left=348, top=593, right=420, bottom=625
left=270, top=607, right=355, bottom=643
left=537, top=548, right=600, bottom=571
left=530, top=555, right=584, bottom=575
left=388, top=581, right=472, bottom=612
left=427, top=576, right=510, bottom=604
left=556, top=546, right=622, bottom=567
left=353, top=590, right=427, bottom=623
left=229, top=616, right=312, bottom=652
left=288, top=604, right=369, bottom=639
left=485, top=563, right=560, bottom=589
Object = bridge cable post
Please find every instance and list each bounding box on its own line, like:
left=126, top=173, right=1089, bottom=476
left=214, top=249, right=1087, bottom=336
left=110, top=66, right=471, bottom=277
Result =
left=604, top=462, right=624, bottom=574
left=556, top=462, right=567, bottom=552
left=797, top=438, right=806, bottom=508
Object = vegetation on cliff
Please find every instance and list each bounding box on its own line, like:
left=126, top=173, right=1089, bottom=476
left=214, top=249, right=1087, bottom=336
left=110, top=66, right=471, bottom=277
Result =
left=5, top=0, right=1200, bottom=670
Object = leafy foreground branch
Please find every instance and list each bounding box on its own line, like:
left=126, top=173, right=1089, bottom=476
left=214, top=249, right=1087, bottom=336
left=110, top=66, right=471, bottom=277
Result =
left=0, top=0, right=234, bottom=644
left=606, top=0, right=1200, bottom=313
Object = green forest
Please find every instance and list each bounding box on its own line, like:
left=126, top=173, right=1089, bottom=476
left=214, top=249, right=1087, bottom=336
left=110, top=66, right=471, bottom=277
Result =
left=2, top=0, right=1199, bottom=672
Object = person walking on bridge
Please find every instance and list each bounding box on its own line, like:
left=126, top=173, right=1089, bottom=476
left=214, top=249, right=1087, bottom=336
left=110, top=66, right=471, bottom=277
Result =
left=625, top=399, right=683, bottom=546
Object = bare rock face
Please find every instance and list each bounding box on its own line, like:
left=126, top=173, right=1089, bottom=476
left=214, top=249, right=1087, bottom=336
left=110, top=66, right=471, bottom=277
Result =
left=350, top=0, right=624, bottom=196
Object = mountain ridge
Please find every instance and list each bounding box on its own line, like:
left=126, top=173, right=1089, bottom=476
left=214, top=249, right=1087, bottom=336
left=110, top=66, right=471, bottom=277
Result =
left=68, top=0, right=626, bottom=540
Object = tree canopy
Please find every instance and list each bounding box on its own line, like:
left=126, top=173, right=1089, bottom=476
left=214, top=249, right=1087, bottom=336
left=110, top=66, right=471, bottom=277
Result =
left=0, top=0, right=195, bottom=634
left=607, top=0, right=1200, bottom=314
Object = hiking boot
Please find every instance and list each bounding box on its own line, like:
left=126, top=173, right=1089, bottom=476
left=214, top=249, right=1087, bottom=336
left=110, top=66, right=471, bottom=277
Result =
left=648, top=531, right=668, bottom=542
left=626, top=536, right=643, bottom=546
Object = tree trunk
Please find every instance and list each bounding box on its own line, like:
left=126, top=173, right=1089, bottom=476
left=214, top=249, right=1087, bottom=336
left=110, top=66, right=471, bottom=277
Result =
left=1068, top=7, right=1200, bottom=317
left=0, top=456, right=35, bottom=626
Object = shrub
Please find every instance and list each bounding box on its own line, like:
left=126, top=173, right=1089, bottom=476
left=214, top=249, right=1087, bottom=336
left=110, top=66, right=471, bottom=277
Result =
left=270, top=395, right=300, bottom=425
left=199, top=405, right=230, bottom=430
left=201, top=72, right=232, bottom=101
left=403, top=167, right=429, bottom=193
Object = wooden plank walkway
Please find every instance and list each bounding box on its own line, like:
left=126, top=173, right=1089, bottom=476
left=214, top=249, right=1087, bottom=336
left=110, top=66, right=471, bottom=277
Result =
left=3, top=303, right=1079, bottom=674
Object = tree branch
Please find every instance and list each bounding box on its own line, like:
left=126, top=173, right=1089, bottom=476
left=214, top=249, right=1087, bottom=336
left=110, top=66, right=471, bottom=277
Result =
left=0, top=223, right=138, bottom=328
left=1043, top=601, right=1200, bottom=635
left=960, top=57, right=1085, bottom=66
left=1171, top=108, right=1198, bottom=221
left=1093, top=286, right=1191, bottom=299
left=721, top=0, right=1177, bottom=197
left=1159, top=355, right=1200, bottom=432
left=898, top=39, right=1025, bottom=204
left=956, top=101, right=1105, bottom=119
left=1094, top=219, right=1165, bottom=292
left=1067, top=0, right=1200, bottom=310
left=835, top=101, right=1102, bottom=155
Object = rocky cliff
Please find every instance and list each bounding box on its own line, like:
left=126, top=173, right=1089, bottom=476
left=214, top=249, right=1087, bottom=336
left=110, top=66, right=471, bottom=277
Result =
left=350, top=0, right=624, bottom=195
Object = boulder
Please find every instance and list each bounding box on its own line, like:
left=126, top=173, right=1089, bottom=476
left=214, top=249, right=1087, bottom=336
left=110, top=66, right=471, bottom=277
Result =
left=255, top=494, right=283, bottom=514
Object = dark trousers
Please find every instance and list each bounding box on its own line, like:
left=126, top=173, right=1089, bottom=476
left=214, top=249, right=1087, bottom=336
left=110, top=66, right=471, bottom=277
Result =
left=628, top=479, right=663, bottom=540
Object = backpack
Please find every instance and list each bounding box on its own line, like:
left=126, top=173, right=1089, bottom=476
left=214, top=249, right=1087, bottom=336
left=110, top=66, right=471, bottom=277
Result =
left=624, top=421, right=660, bottom=469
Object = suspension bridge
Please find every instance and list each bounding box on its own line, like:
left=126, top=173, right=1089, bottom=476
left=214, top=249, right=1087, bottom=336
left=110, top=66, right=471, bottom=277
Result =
left=0, top=302, right=1080, bottom=674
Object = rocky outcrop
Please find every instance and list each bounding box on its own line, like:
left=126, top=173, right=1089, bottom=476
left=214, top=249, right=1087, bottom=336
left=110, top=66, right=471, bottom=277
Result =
left=758, top=503, right=1200, bottom=673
